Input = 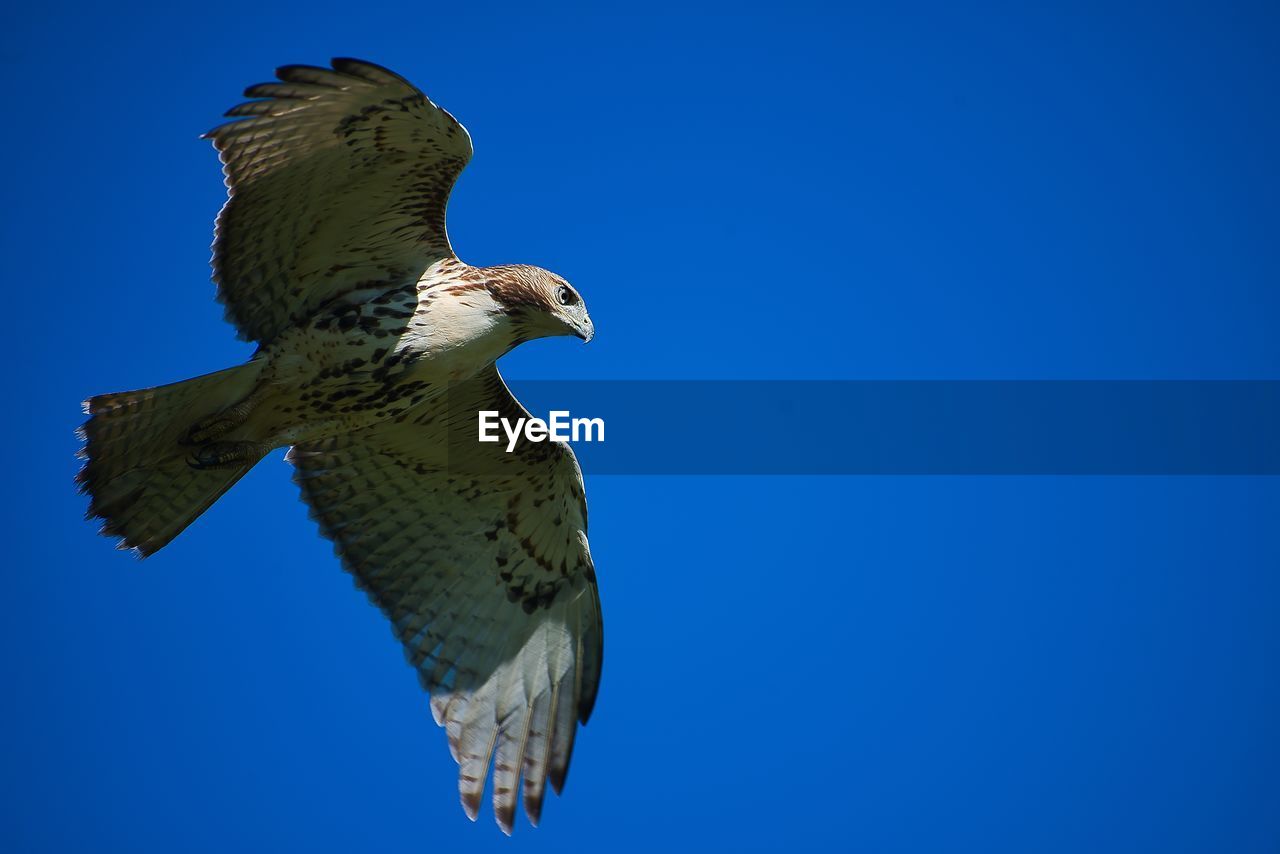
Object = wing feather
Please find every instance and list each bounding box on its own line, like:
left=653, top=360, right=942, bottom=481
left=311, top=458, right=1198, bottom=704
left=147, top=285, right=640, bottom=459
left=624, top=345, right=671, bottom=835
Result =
left=205, top=57, right=472, bottom=344
left=493, top=692, right=534, bottom=833
left=289, top=366, right=602, bottom=833
left=242, top=81, right=336, bottom=100
left=521, top=681, right=556, bottom=825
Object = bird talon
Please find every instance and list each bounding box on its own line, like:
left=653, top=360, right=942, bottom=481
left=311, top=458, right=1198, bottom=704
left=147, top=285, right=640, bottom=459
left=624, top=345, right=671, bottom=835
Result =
left=187, top=441, right=257, bottom=470
left=181, top=414, right=238, bottom=446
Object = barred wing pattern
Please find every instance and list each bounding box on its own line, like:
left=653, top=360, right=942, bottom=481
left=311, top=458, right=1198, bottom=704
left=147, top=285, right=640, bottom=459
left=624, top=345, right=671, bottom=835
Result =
left=288, top=367, right=603, bottom=833
left=206, top=58, right=473, bottom=344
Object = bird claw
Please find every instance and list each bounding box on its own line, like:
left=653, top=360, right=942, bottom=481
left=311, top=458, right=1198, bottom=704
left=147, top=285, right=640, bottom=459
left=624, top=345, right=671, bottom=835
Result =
left=186, top=441, right=257, bottom=470
left=180, top=414, right=239, bottom=446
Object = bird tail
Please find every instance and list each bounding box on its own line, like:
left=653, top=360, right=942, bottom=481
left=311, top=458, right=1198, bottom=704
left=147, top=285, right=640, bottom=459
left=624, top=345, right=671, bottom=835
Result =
left=78, top=361, right=266, bottom=556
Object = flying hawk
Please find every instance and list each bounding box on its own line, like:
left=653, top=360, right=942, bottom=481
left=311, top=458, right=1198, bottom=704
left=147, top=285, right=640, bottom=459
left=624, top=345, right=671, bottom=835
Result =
left=77, top=58, right=602, bottom=834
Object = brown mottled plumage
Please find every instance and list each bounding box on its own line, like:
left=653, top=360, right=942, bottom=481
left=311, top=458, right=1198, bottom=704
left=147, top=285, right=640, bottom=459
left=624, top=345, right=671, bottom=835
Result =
left=77, top=58, right=600, bottom=835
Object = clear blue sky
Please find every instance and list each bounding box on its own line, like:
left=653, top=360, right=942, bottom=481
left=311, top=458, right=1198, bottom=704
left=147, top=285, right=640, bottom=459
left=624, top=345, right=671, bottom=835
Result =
left=5, top=1, right=1280, bottom=851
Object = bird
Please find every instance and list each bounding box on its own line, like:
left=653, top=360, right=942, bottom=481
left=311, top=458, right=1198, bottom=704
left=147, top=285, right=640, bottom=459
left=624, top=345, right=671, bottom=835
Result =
left=76, top=58, right=603, bottom=834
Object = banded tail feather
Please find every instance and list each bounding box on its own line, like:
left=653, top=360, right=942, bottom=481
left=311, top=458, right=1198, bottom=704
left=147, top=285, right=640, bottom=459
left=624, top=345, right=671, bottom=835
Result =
left=78, top=361, right=265, bottom=556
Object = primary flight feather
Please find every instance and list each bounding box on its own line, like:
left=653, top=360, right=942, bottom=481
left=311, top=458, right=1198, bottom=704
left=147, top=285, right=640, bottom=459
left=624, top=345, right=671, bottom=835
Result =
left=77, top=58, right=602, bottom=834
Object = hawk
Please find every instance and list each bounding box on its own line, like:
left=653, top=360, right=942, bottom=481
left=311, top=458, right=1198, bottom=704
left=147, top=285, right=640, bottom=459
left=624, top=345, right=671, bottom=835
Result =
left=77, top=58, right=603, bottom=834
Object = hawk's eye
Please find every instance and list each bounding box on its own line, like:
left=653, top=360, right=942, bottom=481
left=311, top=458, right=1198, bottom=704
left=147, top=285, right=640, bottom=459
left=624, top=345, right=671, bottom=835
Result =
left=556, top=285, right=578, bottom=306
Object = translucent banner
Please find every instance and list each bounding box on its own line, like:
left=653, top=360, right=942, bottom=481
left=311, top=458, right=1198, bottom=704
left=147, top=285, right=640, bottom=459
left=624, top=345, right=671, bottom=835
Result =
left=440, top=380, right=1280, bottom=475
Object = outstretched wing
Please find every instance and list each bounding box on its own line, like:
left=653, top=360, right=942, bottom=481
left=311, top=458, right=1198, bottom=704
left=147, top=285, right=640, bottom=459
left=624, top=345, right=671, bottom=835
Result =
left=288, top=367, right=603, bottom=834
left=205, top=58, right=472, bottom=345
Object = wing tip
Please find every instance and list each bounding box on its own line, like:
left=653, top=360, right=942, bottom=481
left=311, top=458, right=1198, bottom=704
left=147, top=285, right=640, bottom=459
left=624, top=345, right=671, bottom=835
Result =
left=494, top=804, right=516, bottom=836
left=524, top=793, right=545, bottom=828
left=549, top=765, right=569, bottom=797
left=460, top=790, right=483, bottom=822
left=274, top=62, right=331, bottom=80
left=330, top=57, right=411, bottom=86
left=271, top=59, right=406, bottom=89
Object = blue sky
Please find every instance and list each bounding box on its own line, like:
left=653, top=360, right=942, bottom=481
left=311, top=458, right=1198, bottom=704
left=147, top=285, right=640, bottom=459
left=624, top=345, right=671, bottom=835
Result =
left=5, top=1, right=1280, bottom=851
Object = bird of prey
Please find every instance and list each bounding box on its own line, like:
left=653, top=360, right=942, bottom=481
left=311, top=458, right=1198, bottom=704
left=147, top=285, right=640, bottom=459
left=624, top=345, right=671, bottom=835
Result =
left=77, top=58, right=603, bottom=834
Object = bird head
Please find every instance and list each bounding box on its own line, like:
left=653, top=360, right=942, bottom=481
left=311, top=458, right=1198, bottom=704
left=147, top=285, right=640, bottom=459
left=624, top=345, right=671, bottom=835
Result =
left=491, top=265, right=594, bottom=344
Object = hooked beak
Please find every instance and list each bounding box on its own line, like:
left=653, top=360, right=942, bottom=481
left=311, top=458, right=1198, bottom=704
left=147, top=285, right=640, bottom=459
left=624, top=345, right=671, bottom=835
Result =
left=574, top=315, right=595, bottom=343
